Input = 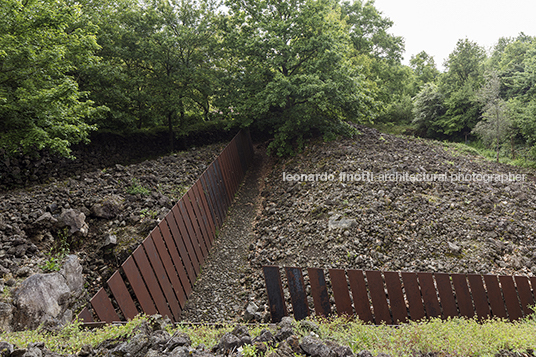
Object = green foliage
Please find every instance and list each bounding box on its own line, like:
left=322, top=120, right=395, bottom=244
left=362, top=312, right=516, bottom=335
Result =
left=239, top=343, right=258, bottom=357
left=80, top=0, right=221, bottom=145
left=40, top=228, right=70, bottom=272
left=340, top=0, right=404, bottom=63
left=412, top=83, right=444, bottom=136
left=0, top=0, right=106, bottom=157
left=472, top=71, right=513, bottom=161
left=126, top=179, right=151, bottom=196
left=139, top=208, right=158, bottom=219
left=0, top=314, right=147, bottom=355
left=223, top=0, right=379, bottom=156
left=409, top=51, right=439, bottom=91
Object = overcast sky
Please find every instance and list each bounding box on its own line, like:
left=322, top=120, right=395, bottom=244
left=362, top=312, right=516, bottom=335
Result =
left=372, top=0, right=536, bottom=71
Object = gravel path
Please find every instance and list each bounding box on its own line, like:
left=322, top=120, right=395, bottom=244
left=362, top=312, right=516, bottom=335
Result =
left=180, top=146, right=273, bottom=323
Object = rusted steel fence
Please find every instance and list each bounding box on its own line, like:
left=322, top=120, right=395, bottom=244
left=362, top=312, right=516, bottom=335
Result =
left=263, top=266, right=536, bottom=324
left=77, top=130, right=254, bottom=324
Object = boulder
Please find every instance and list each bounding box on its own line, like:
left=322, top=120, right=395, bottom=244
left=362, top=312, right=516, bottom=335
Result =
left=32, top=213, right=58, bottom=230
left=57, top=209, right=88, bottom=236
left=91, top=195, right=123, bottom=219
left=243, top=301, right=259, bottom=322
left=328, top=217, right=357, bottom=230
left=11, top=255, right=85, bottom=331
left=300, top=335, right=337, bottom=357
left=0, top=303, right=13, bottom=332
left=59, top=255, right=84, bottom=297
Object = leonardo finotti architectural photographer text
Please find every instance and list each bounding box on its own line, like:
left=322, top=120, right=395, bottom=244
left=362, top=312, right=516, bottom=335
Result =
left=282, top=171, right=526, bottom=184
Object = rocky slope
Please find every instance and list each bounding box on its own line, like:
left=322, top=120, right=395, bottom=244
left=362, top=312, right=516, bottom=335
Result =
left=0, top=143, right=224, bottom=299
left=2, top=125, right=536, bottom=327
left=244, top=126, right=536, bottom=312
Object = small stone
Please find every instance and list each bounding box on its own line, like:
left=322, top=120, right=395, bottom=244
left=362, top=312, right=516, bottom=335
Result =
left=102, top=234, right=117, bottom=248
left=447, top=241, right=462, bottom=255
left=219, top=332, right=241, bottom=352
left=244, top=301, right=258, bottom=322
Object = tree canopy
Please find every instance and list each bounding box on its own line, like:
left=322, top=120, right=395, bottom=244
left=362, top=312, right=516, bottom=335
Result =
left=0, top=0, right=105, bottom=157
left=2, top=0, right=536, bottom=160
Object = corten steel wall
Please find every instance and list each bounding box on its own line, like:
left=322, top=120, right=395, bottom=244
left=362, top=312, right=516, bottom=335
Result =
left=77, top=130, right=254, bottom=324
left=263, top=266, right=536, bottom=324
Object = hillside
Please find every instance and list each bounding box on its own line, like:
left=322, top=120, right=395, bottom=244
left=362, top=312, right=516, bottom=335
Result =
left=240, top=126, right=536, bottom=317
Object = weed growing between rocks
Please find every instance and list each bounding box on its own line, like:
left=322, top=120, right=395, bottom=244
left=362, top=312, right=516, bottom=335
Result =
left=39, top=228, right=70, bottom=272
left=0, top=314, right=147, bottom=355
left=0, top=314, right=536, bottom=356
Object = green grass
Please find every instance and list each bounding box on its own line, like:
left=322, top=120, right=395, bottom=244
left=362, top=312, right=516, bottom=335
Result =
left=125, top=178, right=151, bottom=195
left=442, top=141, right=536, bottom=168
left=368, top=122, right=415, bottom=136
left=1, top=315, right=536, bottom=356
left=307, top=316, right=536, bottom=356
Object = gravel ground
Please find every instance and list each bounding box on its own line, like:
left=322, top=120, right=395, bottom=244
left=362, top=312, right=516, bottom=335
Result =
left=180, top=146, right=274, bottom=323
left=179, top=126, right=536, bottom=323
left=243, top=125, right=536, bottom=314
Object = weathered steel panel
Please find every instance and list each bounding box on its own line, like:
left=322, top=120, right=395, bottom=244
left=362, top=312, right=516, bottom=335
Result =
left=451, top=274, right=474, bottom=318
left=143, top=236, right=181, bottom=321
left=107, top=270, right=139, bottom=320
left=132, top=245, right=173, bottom=319
left=434, top=273, right=458, bottom=318
left=122, top=256, right=157, bottom=315
left=467, top=274, right=491, bottom=319
left=366, top=270, right=392, bottom=324
left=514, top=275, right=534, bottom=317
left=347, top=269, right=373, bottom=323
left=194, top=181, right=216, bottom=246
left=163, top=214, right=197, bottom=283
left=285, top=267, right=309, bottom=320
left=177, top=201, right=204, bottom=266
left=158, top=220, right=192, bottom=296
left=77, top=307, right=94, bottom=323
left=384, top=271, right=408, bottom=323
left=90, top=288, right=120, bottom=323
left=186, top=189, right=211, bottom=254
left=499, top=275, right=522, bottom=321
left=171, top=204, right=201, bottom=274
left=401, top=272, right=425, bottom=321
left=263, top=266, right=287, bottom=322
left=418, top=273, right=441, bottom=318
left=307, top=268, right=331, bottom=317
left=213, top=159, right=230, bottom=209
left=201, top=168, right=223, bottom=228
left=483, top=274, right=507, bottom=319
left=329, top=269, right=353, bottom=317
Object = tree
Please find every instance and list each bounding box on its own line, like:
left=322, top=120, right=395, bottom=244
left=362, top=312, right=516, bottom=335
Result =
left=410, top=51, right=439, bottom=91
left=472, top=71, right=512, bottom=161
left=79, top=0, right=220, bottom=149
left=0, top=0, right=105, bottom=157
left=224, top=0, right=378, bottom=156
left=340, top=0, right=404, bottom=63
left=433, top=39, right=486, bottom=139
left=412, top=83, right=444, bottom=136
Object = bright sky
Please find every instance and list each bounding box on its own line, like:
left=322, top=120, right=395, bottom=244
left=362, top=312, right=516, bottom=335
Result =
left=372, top=0, right=536, bottom=71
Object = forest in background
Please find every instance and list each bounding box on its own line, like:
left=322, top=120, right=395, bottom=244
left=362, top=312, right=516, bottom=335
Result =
left=1, top=0, right=536, bottom=161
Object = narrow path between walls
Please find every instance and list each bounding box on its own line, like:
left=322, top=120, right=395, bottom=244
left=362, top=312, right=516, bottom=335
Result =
left=180, top=145, right=273, bottom=323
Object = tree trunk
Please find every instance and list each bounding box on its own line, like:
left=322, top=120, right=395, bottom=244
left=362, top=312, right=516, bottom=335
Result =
left=168, top=111, right=174, bottom=153
left=511, top=136, right=515, bottom=160
left=496, top=109, right=499, bottom=163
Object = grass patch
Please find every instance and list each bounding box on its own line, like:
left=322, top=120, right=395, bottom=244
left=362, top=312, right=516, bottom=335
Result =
left=0, top=315, right=148, bottom=355
left=368, top=122, right=415, bottom=136
left=125, top=178, right=151, bottom=196
left=307, top=316, right=536, bottom=356
left=2, top=315, right=536, bottom=356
